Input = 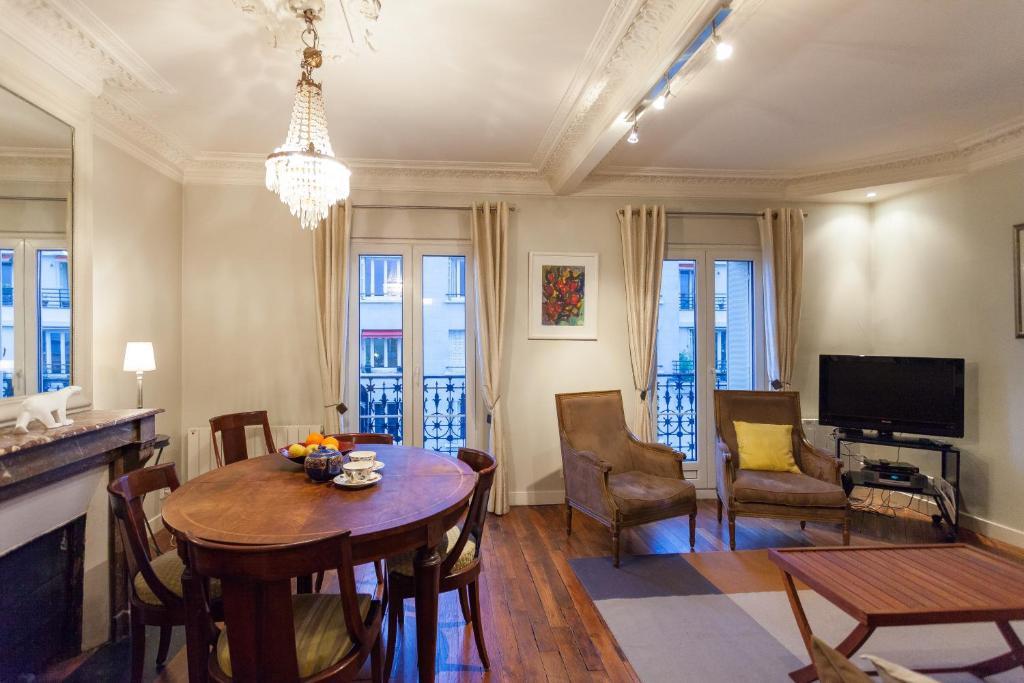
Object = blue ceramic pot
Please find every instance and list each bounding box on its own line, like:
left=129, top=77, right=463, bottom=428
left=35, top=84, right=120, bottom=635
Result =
left=303, top=449, right=344, bottom=482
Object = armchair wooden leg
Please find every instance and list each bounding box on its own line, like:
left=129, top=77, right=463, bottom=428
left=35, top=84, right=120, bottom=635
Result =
left=469, top=579, right=490, bottom=670
left=689, top=511, right=697, bottom=550
left=384, top=593, right=400, bottom=682
left=611, top=525, right=621, bottom=568
left=800, top=521, right=806, bottom=530
left=129, top=612, right=145, bottom=683
left=566, top=503, right=573, bottom=537
left=458, top=586, right=471, bottom=623
left=842, top=517, right=851, bottom=546
left=155, top=624, right=172, bottom=668
left=727, top=512, right=736, bottom=551
left=716, top=495, right=723, bottom=523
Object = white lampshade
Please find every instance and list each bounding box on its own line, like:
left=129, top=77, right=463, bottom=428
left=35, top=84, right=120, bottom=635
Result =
left=123, top=342, right=156, bottom=372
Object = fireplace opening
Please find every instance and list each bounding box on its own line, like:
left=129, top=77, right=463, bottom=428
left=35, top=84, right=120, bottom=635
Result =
left=0, top=514, right=86, bottom=679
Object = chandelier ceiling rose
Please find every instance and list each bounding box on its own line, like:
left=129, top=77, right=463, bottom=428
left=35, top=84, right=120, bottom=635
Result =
left=265, top=7, right=351, bottom=230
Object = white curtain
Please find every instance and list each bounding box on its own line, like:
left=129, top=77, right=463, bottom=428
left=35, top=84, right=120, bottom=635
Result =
left=471, top=201, right=510, bottom=514
left=313, top=200, right=352, bottom=432
left=758, top=208, right=804, bottom=389
left=618, top=204, right=666, bottom=441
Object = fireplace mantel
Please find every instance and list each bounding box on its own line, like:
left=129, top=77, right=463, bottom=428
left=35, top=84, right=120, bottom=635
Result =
left=0, top=408, right=163, bottom=654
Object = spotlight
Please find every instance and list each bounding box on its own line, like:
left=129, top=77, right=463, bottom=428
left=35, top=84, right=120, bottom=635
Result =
left=711, top=20, right=732, bottom=61
left=653, top=93, right=667, bottom=110
left=866, top=191, right=877, bottom=199
left=627, top=122, right=639, bottom=144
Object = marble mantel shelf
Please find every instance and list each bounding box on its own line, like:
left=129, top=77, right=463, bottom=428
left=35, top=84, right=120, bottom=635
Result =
left=0, top=409, right=163, bottom=503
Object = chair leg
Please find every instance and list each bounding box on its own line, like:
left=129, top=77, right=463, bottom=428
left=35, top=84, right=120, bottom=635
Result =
left=374, top=560, right=385, bottom=585
left=842, top=517, right=851, bottom=546
left=458, top=585, right=471, bottom=623
left=314, top=570, right=325, bottom=593
left=800, top=521, right=807, bottom=530
left=129, top=612, right=145, bottom=683
left=371, top=628, right=384, bottom=683
left=565, top=503, right=573, bottom=537
left=716, top=495, right=723, bottom=523
left=469, top=580, right=490, bottom=670
left=611, top=525, right=621, bottom=568
left=689, top=511, right=697, bottom=550
left=155, top=624, right=172, bottom=668
left=396, top=594, right=405, bottom=630
left=728, top=512, right=736, bottom=551
left=384, top=594, right=400, bottom=682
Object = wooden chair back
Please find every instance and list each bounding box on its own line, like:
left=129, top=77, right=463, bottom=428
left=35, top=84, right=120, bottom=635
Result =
left=714, top=390, right=805, bottom=470
left=185, top=530, right=379, bottom=683
left=327, top=432, right=394, bottom=445
left=442, top=447, right=497, bottom=576
left=108, top=463, right=182, bottom=608
left=209, top=410, right=275, bottom=467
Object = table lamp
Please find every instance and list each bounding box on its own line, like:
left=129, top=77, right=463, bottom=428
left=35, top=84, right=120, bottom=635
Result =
left=123, top=342, right=155, bottom=409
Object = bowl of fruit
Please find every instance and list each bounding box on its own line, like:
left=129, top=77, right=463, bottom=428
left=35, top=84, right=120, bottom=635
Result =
left=280, top=433, right=356, bottom=465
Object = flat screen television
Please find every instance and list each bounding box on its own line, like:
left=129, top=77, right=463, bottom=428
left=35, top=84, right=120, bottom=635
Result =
left=818, top=355, right=965, bottom=438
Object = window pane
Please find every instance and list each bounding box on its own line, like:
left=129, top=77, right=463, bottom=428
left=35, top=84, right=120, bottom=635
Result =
left=655, top=259, right=698, bottom=458
left=1, top=249, right=14, bottom=397
left=36, top=249, right=70, bottom=392
left=714, top=260, right=754, bottom=390
left=358, top=255, right=403, bottom=443
left=422, top=255, right=466, bottom=456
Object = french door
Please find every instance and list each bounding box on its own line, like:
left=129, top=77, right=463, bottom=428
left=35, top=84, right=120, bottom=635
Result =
left=654, top=246, right=764, bottom=488
left=348, top=241, right=476, bottom=456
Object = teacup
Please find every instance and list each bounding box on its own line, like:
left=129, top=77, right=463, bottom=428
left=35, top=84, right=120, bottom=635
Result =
left=348, top=450, right=376, bottom=464
left=342, top=460, right=375, bottom=484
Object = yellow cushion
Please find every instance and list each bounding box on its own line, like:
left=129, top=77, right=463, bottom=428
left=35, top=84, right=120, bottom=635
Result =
left=133, top=550, right=221, bottom=606
left=734, top=421, right=800, bottom=473
left=388, top=526, right=477, bottom=577
left=216, top=593, right=372, bottom=679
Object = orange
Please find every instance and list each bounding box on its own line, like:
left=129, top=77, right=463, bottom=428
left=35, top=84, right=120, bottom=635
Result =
left=321, top=436, right=340, bottom=449
left=304, top=431, right=325, bottom=446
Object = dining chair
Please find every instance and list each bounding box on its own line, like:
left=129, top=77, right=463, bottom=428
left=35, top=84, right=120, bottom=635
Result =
left=185, top=529, right=385, bottom=683
left=383, top=447, right=496, bottom=678
left=209, top=410, right=275, bottom=467
left=108, top=463, right=221, bottom=683
left=327, top=432, right=395, bottom=445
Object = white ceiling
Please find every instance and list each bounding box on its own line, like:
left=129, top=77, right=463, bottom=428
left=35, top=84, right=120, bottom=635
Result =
left=5, top=0, right=1022, bottom=197
left=82, top=0, right=613, bottom=163
left=0, top=85, right=72, bottom=149
left=602, top=0, right=1024, bottom=172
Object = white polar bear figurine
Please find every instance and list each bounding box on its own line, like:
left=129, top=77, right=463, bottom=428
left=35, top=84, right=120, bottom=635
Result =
left=13, top=386, right=82, bottom=434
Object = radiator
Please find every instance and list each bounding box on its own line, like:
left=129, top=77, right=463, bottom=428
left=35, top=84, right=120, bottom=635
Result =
left=185, top=423, right=322, bottom=480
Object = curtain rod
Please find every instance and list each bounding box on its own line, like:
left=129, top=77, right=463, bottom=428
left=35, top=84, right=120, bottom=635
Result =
left=659, top=210, right=808, bottom=218
left=352, top=203, right=515, bottom=212
left=0, top=195, right=67, bottom=202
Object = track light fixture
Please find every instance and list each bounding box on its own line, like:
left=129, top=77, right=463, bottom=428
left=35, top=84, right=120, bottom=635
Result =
left=627, top=121, right=639, bottom=144
left=711, top=19, right=733, bottom=60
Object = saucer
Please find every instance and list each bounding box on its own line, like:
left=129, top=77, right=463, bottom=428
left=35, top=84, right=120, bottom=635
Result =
left=333, top=471, right=382, bottom=489
left=371, top=461, right=385, bottom=472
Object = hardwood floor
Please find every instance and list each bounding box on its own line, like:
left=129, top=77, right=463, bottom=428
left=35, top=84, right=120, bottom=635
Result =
left=57, top=499, right=1021, bottom=682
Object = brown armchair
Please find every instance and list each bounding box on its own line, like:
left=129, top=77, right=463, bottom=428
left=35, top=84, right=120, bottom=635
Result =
left=714, top=390, right=849, bottom=550
left=556, top=390, right=697, bottom=567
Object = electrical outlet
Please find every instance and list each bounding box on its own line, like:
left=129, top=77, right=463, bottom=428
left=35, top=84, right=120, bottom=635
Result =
left=159, top=486, right=171, bottom=500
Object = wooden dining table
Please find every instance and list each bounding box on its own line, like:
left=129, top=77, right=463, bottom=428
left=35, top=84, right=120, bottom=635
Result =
left=162, top=444, right=477, bottom=683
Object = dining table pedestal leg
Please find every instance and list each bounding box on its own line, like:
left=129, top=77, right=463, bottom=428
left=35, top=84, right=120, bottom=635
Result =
left=413, top=543, right=442, bottom=683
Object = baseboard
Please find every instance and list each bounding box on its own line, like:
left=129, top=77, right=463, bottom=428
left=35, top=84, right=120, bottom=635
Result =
left=509, top=489, right=565, bottom=506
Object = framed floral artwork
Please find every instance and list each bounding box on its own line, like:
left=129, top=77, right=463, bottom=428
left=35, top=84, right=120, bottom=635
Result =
left=528, top=252, right=599, bottom=340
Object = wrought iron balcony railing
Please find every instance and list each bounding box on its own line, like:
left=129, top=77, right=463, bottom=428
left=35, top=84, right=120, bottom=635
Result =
left=40, top=287, right=70, bottom=308
left=677, top=293, right=727, bottom=311
left=654, top=371, right=727, bottom=458
left=358, top=373, right=467, bottom=456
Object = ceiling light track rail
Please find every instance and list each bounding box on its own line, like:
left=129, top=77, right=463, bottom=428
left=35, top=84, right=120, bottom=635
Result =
left=352, top=203, right=516, bottom=212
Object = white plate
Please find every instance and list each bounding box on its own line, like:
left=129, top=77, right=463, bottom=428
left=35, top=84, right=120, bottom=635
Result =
left=333, top=471, right=382, bottom=488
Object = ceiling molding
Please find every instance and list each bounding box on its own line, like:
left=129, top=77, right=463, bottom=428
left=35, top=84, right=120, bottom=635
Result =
left=0, top=146, right=71, bottom=183
left=92, top=93, right=189, bottom=183
left=0, top=0, right=174, bottom=97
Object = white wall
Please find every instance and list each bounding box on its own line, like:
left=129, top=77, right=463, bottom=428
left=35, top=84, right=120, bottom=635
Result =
left=92, top=137, right=183, bottom=501
left=870, top=158, right=1024, bottom=544
left=180, top=183, right=871, bottom=502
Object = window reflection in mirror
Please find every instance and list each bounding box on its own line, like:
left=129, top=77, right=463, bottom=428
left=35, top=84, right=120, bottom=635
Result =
left=0, top=86, right=73, bottom=397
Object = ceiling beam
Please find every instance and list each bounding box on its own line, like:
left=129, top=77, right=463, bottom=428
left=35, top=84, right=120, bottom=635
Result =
left=540, top=0, right=734, bottom=195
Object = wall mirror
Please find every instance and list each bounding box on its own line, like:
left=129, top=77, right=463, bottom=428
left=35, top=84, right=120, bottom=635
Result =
left=0, top=86, right=73, bottom=398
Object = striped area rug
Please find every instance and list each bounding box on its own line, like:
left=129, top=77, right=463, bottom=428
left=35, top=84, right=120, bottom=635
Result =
left=570, top=550, right=1024, bottom=682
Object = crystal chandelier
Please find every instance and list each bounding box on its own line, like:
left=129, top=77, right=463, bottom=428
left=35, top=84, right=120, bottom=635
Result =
left=266, top=9, right=351, bottom=230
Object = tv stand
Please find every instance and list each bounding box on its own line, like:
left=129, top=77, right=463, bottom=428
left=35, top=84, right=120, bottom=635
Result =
left=834, top=429, right=961, bottom=541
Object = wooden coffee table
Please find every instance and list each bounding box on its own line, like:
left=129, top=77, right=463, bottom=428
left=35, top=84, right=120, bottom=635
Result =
left=770, top=544, right=1024, bottom=682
